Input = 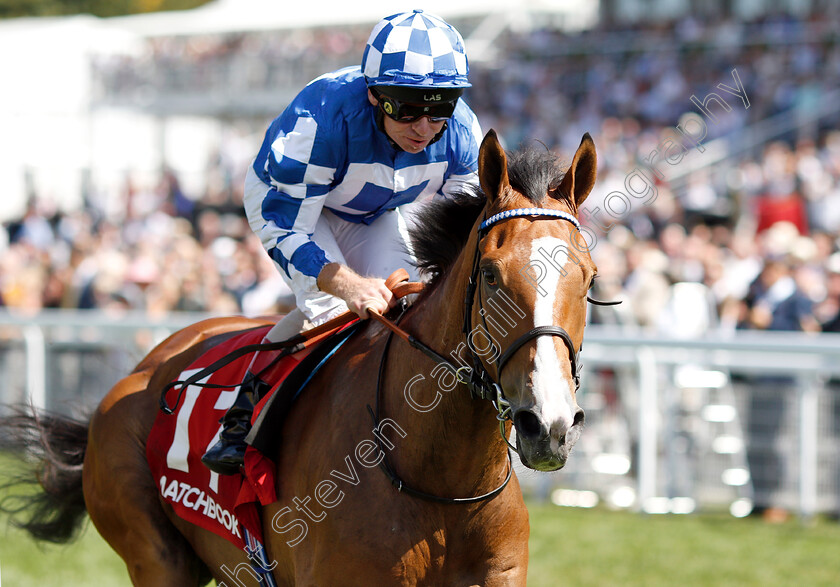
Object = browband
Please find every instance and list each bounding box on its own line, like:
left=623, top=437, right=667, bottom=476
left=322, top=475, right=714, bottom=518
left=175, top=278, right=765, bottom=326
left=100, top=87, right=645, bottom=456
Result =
left=479, top=208, right=581, bottom=233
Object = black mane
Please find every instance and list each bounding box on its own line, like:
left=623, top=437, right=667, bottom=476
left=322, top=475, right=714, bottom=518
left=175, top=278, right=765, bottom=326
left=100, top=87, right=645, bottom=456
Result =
left=409, top=190, right=485, bottom=280
left=409, top=145, right=569, bottom=281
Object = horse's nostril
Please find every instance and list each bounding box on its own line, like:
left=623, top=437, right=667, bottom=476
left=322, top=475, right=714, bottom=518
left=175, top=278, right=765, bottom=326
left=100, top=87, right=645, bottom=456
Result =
left=573, top=409, right=585, bottom=427
left=513, top=410, right=542, bottom=440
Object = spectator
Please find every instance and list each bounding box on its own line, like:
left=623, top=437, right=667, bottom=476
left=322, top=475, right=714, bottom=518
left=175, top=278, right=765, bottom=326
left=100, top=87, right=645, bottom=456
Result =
left=817, top=253, right=840, bottom=332
left=744, top=257, right=819, bottom=332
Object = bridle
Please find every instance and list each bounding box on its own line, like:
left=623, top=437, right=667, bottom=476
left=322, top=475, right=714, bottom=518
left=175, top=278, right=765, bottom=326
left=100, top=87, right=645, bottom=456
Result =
left=368, top=206, right=619, bottom=504
left=466, top=208, right=587, bottom=442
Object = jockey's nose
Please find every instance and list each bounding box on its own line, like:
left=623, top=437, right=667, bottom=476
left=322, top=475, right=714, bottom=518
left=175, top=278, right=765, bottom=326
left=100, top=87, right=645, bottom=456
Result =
left=411, top=116, right=435, bottom=134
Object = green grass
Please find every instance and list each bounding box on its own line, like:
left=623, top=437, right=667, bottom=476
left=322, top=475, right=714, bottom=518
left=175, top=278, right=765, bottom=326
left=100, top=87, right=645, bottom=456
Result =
left=527, top=504, right=840, bottom=587
left=1, top=518, right=127, bottom=586
left=2, top=472, right=840, bottom=586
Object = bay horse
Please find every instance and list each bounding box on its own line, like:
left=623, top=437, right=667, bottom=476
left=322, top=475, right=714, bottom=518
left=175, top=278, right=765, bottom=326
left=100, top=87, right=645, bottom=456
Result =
left=2, top=129, right=598, bottom=586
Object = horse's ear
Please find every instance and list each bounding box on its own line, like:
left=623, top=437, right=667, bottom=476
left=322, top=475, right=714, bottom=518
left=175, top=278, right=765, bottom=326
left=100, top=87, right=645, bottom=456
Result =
left=478, top=129, right=509, bottom=203
left=557, top=133, right=597, bottom=209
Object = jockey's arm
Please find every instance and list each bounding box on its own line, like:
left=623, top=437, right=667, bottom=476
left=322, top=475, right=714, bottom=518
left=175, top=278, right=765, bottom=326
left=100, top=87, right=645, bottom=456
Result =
left=316, top=262, right=396, bottom=319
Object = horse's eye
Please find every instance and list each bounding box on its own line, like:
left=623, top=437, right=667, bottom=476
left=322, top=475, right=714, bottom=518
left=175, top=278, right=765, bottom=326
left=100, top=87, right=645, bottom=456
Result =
left=482, top=268, right=498, bottom=288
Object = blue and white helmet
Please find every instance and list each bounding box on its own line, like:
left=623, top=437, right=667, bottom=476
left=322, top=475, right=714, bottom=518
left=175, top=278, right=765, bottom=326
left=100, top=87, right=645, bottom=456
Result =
left=361, top=9, right=471, bottom=89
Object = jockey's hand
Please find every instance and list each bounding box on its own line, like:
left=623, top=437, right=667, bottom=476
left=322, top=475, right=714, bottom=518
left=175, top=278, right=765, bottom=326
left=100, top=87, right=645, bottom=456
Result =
left=317, top=263, right=396, bottom=319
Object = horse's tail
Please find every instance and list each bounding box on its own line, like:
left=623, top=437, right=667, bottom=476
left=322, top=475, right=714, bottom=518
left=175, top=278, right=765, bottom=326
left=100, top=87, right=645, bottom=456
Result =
left=0, top=406, right=90, bottom=544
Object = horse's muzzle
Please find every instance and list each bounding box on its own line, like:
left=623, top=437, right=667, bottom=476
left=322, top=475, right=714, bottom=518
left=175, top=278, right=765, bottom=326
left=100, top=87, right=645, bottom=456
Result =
left=513, top=407, right=585, bottom=472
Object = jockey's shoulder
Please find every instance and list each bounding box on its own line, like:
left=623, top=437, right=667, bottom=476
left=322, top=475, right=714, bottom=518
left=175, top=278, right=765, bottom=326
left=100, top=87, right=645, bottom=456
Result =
left=295, top=67, right=369, bottom=121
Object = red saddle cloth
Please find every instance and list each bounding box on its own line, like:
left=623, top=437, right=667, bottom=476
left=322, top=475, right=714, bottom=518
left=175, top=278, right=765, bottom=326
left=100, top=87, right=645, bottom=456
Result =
left=146, top=326, right=309, bottom=550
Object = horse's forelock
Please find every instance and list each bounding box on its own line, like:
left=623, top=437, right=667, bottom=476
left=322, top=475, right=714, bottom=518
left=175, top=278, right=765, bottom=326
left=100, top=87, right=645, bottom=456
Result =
left=505, top=146, right=571, bottom=209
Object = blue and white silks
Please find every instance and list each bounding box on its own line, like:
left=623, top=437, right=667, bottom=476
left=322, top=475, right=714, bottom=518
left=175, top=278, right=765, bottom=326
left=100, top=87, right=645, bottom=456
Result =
left=244, top=66, right=482, bottom=320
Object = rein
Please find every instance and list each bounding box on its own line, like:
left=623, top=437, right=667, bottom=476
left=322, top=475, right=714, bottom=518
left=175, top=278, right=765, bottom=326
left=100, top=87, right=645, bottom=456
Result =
left=366, top=325, right=513, bottom=505
left=158, top=277, right=421, bottom=415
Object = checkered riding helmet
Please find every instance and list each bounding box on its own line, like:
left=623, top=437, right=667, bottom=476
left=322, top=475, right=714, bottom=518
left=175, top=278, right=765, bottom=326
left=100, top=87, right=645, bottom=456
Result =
left=361, top=9, right=471, bottom=91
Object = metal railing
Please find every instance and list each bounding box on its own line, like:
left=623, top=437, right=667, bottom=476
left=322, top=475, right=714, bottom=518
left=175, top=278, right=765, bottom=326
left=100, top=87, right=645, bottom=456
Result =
left=0, top=309, right=213, bottom=412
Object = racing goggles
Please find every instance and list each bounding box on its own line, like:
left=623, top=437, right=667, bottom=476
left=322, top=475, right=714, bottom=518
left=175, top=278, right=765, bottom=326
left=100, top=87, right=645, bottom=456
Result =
left=372, top=86, right=462, bottom=123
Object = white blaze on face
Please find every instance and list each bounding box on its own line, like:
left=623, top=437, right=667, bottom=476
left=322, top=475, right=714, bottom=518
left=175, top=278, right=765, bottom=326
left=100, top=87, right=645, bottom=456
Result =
left=529, top=237, right=577, bottom=443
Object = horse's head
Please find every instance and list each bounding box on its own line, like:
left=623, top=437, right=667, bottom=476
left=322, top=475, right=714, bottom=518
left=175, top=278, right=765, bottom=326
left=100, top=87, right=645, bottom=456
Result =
left=476, top=130, right=597, bottom=471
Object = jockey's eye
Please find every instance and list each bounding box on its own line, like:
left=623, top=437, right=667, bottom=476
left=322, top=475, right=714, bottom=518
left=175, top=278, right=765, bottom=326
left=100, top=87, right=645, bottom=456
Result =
left=481, top=268, right=498, bottom=288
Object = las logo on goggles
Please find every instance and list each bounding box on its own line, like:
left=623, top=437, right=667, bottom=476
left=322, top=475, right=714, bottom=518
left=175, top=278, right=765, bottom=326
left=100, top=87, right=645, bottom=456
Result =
left=373, top=88, right=458, bottom=123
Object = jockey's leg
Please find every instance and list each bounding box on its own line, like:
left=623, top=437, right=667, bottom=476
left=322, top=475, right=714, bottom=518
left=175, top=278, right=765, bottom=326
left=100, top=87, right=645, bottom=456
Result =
left=200, top=373, right=270, bottom=475
left=201, top=309, right=320, bottom=475
left=203, top=208, right=418, bottom=475
left=202, top=213, right=348, bottom=475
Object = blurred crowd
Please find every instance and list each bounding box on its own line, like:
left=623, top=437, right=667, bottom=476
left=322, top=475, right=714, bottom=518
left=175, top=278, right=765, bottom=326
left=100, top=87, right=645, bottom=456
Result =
left=5, top=10, right=840, bottom=336
left=91, top=24, right=369, bottom=103
left=0, top=168, right=294, bottom=318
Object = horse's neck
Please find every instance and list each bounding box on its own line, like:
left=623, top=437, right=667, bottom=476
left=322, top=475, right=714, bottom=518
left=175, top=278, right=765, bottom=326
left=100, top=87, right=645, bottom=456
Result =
left=384, top=253, right=509, bottom=494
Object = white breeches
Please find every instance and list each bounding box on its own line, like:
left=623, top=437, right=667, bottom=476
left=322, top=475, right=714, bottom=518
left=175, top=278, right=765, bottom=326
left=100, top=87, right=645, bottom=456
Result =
left=266, top=205, right=421, bottom=340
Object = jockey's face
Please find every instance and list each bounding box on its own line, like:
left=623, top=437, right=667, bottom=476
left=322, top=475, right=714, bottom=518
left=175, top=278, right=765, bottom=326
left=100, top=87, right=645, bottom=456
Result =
left=368, top=90, right=447, bottom=153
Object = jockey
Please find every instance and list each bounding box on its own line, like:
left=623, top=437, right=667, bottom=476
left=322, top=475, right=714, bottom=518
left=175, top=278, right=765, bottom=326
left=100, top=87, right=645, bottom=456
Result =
left=202, top=9, right=483, bottom=475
